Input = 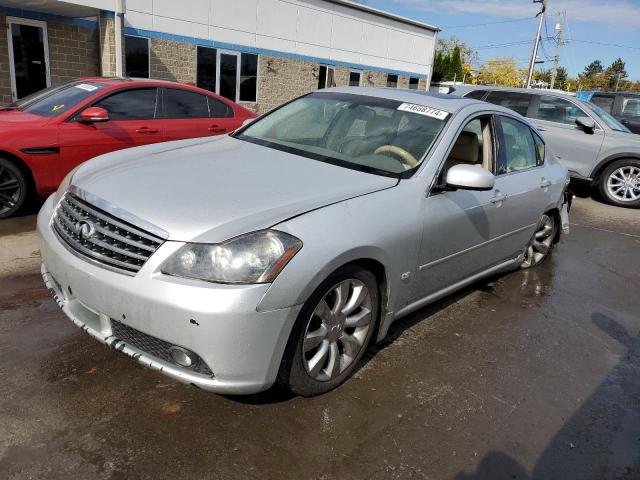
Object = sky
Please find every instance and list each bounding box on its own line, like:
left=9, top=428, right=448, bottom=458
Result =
left=365, top=0, right=640, bottom=80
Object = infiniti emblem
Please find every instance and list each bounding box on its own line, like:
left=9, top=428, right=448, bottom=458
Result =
left=74, top=220, right=96, bottom=240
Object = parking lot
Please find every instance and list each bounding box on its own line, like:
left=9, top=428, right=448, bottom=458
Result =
left=0, top=194, right=637, bottom=480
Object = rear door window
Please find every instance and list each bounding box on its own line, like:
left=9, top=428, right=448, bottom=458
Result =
left=536, top=95, right=587, bottom=125
left=208, top=97, right=233, bottom=118
left=94, top=88, right=158, bottom=120
left=465, top=90, right=487, bottom=100
left=621, top=97, right=640, bottom=118
left=163, top=88, right=210, bottom=119
left=484, top=91, right=533, bottom=117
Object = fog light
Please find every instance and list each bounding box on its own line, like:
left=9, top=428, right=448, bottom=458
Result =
left=168, top=346, right=197, bottom=368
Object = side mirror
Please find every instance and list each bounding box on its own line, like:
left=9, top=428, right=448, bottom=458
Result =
left=445, top=164, right=495, bottom=191
left=79, top=106, right=109, bottom=123
left=575, top=116, right=595, bottom=134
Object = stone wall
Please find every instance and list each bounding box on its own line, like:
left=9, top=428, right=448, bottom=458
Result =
left=149, top=39, right=196, bottom=83
left=47, top=21, right=100, bottom=85
left=0, top=16, right=11, bottom=104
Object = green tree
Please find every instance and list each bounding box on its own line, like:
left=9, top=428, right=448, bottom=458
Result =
left=605, top=58, right=627, bottom=89
left=477, top=57, right=524, bottom=87
left=583, top=60, right=604, bottom=78
left=450, top=46, right=464, bottom=82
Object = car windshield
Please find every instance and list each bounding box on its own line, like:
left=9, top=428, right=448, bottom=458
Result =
left=11, top=81, right=106, bottom=117
left=582, top=100, right=630, bottom=133
left=235, top=92, right=449, bottom=177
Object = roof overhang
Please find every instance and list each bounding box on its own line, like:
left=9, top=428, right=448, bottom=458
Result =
left=0, top=0, right=110, bottom=17
left=325, top=0, right=440, bottom=33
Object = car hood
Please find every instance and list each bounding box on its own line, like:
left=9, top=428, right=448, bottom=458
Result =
left=0, top=110, right=50, bottom=127
left=72, top=136, right=398, bottom=243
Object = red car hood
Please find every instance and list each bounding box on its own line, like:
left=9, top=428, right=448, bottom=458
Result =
left=0, top=110, right=50, bottom=127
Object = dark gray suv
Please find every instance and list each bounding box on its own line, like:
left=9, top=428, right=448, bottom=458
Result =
left=452, top=86, right=640, bottom=208
left=589, top=92, right=640, bottom=134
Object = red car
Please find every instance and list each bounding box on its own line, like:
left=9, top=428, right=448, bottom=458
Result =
left=0, top=78, right=256, bottom=218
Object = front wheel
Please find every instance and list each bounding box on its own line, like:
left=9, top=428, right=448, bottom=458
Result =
left=598, top=159, right=640, bottom=208
left=0, top=158, right=28, bottom=219
left=521, top=213, right=556, bottom=269
left=277, top=266, right=379, bottom=396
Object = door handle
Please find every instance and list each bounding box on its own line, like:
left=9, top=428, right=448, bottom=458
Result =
left=136, top=126, right=158, bottom=134
left=208, top=125, right=226, bottom=133
left=540, top=179, right=552, bottom=189
left=490, top=193, right=508, bottom=204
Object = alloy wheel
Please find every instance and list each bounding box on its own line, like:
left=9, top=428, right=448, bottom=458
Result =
left=0, top=164, right=22, bottom=217
left=522, top=214, right=555, bottom=268
left=606, top=166, right=640, bottom=203
left=302, top=279, right=373, bottom=382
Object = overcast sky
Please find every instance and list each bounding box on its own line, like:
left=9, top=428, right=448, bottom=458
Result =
left=366, top=0, right=640, bottom=79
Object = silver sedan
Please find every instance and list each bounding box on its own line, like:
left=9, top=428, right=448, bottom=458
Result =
left=37, top=87, right=570, bottom=396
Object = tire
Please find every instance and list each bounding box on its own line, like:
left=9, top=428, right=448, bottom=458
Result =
left=521, top=213, right=557, bottom=269
left=277, top=265, right=380, bottom=396
left=0, top=158, right=28, bottom=219
left=598, top=159, right=640, bottom=208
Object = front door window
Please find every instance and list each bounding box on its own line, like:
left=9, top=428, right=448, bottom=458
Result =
left=8, top=18, right=50, bottom=100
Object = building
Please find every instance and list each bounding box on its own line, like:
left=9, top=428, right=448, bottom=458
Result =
left=1, top=0, right=439, bottom=113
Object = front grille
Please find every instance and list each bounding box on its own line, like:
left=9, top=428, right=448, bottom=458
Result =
left=53, top=193, right=164, bottom=274
left=111, top=320, right=214, bottom=377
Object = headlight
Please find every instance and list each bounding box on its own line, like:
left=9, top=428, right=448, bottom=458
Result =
left=161, top=230, right=302, bottom=284
left=52, top=165, right=80, bottom=206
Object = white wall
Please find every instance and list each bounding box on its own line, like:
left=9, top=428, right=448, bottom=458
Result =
left=124, top=0, right=435, bottom=75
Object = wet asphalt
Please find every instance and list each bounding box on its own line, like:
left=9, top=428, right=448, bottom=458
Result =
left=0, top=195, right=639, bottom=480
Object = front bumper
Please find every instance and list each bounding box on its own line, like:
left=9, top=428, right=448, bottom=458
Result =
left=37, top=196, right=302, bottom=394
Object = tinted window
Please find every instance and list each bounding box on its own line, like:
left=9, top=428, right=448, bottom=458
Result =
left=497, top=116, right=538, bottom=174
left=197, top=46, right=217, bottom=93
left=163, top=89, right=209, bottom=119
left=387, top=74, right=398, bottom=88
left=125, top=35, right=149, bottom=78
left=537, top=95, right=586, bottom=125
left=485, top=91, right=532, bottom=116
left=21, top=82, right=105, bottom=117
left=240, top=53, right=258, bottom=102
left=622, top=97, right=640, bottom=118
left=591, top=94, right=615, bottom=113
left=95, top=88, right=157, bottom=120
left=465, top=90, right=487, bottom=100
left=208, top=97, right=232, bottom=118
left=532, top=130, right=545, bottom=165
left=409, top=77, right=419, bottom=90
left=349, top=72, right=361, bottom=87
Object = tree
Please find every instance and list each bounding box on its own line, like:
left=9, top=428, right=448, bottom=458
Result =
left=583, top=60, right=604, bottom=78
left=477, top=57, right=524, bottom=87
left=450, top=46, right=464, bottom=83
left=437, top=36, right=480, bottom=68
left=555, top=67, right=568, bottom=90
left=605, top=58, right=627, bottom=89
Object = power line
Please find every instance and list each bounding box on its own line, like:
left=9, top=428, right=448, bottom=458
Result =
left=443, top=17, right=533, bottom=29
left=571, top=39, right=640, bottom=51
left=471, top=40, right=533, bottom=50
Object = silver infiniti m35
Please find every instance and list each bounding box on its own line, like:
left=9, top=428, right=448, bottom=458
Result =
left=38, top=87, right=571, bottom=396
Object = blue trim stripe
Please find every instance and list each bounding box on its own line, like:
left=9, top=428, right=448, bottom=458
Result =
left=125, top=26, right=429, bottom=79
left=0, top=6, right=98, bottom=29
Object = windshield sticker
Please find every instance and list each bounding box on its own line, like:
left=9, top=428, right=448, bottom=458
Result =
left=75, top=83, right=98, bottom=92
left=397, top=103, right=450, bottom=120
left=51, top=104, right=65, bottom=112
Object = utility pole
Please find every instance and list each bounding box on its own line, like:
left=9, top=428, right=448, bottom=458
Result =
left=526, top=0, right=547, bottom=89
left=549, top=10, right=565, bottom=90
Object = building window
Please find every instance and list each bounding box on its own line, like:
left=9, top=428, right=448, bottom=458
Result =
left=349, top=71, right=361, bottom=87
left=240, top=53, right=258, bottom=102
left=409, top=77, right=419, bottom=89
left=318, top=65, right=335, bottom=89
left=197, top=46, right=217, bottom=93
left=386, top=74, right=398, bottom=88
left=125, top=35, right=149, bottom=78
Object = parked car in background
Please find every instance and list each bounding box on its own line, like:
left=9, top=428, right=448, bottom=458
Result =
left=0, top=78, right=256, bottom=219
left=38, top=87, right=570, bottom=396
left=451, top=86, right=640, bottom=208
left=582, top=91, right=640, bottom=135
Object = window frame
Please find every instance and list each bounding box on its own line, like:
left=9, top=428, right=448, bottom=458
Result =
left=621, top=96, right=640, bottom=119
left=494, top=114, right=543, bottom=176
left=408, top=77, right=419, bottom=90
left=124, top=34, right=150, bottom=79
left=349, top=71, right=361, bottom=87
left=196, top=45, right=217, bottom=93
left=484, top=90, right=536, bottom=118
left=386, top=74, right=398, bottom=88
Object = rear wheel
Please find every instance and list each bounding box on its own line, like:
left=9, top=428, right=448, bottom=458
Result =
left=277, top=266, right=379, bottom=396
left=521, top=213, right=556, bottom=269
left=598, top=159, right=640, bottom=208
left=0, top=158, right=27, bottom=219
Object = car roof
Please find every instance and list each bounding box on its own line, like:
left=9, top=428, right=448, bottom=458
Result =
left=78, top=77, right=201, bottom=89
left=321, top=86, right=486, bottom=115
left=451, top=84, right=581, bottom=100
left=592, top=91, right=640, bottom=97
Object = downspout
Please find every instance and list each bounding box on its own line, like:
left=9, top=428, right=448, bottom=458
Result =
left=114, top=0, right=125, bottom=77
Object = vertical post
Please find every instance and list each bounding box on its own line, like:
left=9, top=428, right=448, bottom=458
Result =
left=426, top=29, right=439, bottom=91
left=550, top=11, right=565, bottom=90
left=526, top=0, right=547, bottom=89
left=114, top=0, right=125, bottom=77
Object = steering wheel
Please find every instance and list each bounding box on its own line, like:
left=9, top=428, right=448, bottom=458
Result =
left=374, top=145, right=418, bottom=168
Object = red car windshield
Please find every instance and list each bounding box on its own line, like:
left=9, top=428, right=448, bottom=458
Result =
left=14, top=81, right=106, bottom=117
